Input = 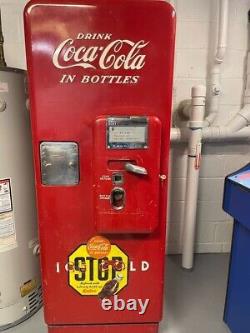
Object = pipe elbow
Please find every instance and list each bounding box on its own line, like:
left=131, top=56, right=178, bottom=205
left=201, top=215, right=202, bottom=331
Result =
left=238, top=104, right=250, bottom=125
left=226, top=106, right=250, bottom=133
left=204, top=113, right=217, bottom=127
left=170, top=128, right=181, bottom=142
left=177, top=99, right=192, bottom=120
left=215, top=46, right=227, bottom=64
left=170, top=127, right=189, bottom=142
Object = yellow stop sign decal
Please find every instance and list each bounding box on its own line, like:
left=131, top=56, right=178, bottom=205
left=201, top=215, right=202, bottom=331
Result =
left=68, top=244, right=129, bottom=297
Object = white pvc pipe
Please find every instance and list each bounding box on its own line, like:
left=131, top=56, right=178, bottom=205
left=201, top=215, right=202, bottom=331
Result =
left=177, top=1, right=229, bottom=128
left=215, top=0, right=229, bottom=64
left=176, top=0, right=250, bottom=271
left=172, top=104, right=250, bottom=270
left=171, top=104, right=250, bottom=143
left=176, top=100, right=192, bottom=120
left=244, top=52, right=250, bottom=105
left=203, top=104, right=250, bottom=141
left=181, top=156, right=200, bottom=269
left=226, top=105, right=250, bottom=132
left=171, top=126, right=250, bottom=143
left=204, top=0, right=229, bottom=126
left=204, top=64, right=221, bottom=126
left=170, top=127, right=188, bottom=142
left=202, top=126, right=250, bottom=142
left=182, top=86, right=206, bottom=270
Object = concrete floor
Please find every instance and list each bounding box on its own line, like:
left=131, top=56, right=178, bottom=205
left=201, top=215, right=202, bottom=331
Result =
left=7, top=254, right=231, bottom=333
left=161, top=254, right=231, bottom=333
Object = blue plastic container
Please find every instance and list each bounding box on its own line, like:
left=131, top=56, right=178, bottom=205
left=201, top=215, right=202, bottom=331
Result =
left=223, top=163, right=250, bottom=333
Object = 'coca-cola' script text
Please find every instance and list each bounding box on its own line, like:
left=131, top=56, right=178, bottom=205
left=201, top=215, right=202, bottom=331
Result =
left=53, top=38, right=149, bottom=70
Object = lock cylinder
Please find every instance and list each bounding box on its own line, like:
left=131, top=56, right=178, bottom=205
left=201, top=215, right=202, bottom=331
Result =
left=111, top=188, right=125, bottom=210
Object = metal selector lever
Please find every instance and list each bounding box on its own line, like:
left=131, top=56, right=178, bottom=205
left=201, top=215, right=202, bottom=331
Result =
left=125, top=163, right=148, bottom=175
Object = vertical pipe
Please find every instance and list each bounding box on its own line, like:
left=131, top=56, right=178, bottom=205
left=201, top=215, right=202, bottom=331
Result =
left=0, top=9, right=6, bottom=67
left=204, top=0, right=228, bottom=126
left=215, top=0, right=229, bottom=64
left=182, top=86, right=206, bottom=270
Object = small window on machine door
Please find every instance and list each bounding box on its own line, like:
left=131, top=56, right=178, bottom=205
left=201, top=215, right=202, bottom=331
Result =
left=40, top=142, right=79, bottom=185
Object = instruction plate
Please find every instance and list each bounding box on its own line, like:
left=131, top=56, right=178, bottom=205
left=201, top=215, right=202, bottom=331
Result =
left=107, top=117, right=148, bottom=149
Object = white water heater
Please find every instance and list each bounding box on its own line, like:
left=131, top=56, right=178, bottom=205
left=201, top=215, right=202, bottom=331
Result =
left=0, top=67, right=42, bottom=330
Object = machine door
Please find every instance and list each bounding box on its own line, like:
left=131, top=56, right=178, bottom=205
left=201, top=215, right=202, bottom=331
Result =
left=24, top=0, right=175, bottom=325
left=94, top=116, right=161, bottom=233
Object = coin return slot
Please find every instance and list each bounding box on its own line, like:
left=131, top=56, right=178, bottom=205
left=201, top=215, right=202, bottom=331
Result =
left=111, top=188, right=125, bottom=210
left=112, top=173, right=124, bottom=185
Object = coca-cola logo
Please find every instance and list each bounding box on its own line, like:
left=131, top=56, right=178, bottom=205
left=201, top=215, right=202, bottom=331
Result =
left=53, top=33, right=149, bottom=85
left=53, top=38, right=148, bottom=70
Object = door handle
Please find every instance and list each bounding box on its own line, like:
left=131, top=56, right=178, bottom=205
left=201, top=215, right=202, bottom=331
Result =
left=125, top=163, right=148, bottom=175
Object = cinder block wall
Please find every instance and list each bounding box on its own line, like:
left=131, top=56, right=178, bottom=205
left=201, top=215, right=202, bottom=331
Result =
left=0, top=0, right=250, bottom=253
left=168, top=0, right=250, bottom=254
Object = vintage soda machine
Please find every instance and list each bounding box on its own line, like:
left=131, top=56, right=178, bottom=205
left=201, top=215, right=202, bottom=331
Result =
left=24, top=1, right=175, bottom=332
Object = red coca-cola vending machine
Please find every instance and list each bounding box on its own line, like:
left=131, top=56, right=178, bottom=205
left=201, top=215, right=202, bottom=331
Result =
left=24, top=1, right=175, bottom=332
